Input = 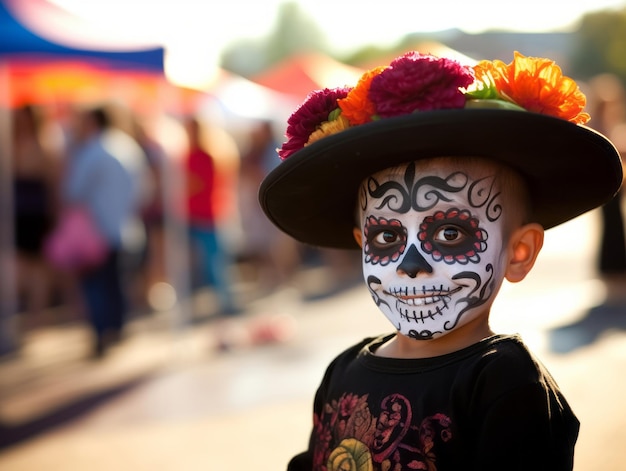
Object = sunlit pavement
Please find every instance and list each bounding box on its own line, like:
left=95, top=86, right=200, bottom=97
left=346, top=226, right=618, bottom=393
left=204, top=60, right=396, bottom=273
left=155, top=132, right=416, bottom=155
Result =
left=1, top=210, right=626, bottom=470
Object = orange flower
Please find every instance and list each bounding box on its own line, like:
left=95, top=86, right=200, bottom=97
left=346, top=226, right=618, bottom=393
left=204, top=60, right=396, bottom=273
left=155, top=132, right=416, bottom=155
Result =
left=473, top=51, right=590, bottom=124
left=338, top=66, right=387, bottom=125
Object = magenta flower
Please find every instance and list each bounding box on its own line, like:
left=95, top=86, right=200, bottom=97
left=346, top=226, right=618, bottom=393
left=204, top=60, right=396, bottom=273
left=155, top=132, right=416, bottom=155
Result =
left=369, top=51, right=475, bottom=118
left=278, top=87, right=350, bottom=160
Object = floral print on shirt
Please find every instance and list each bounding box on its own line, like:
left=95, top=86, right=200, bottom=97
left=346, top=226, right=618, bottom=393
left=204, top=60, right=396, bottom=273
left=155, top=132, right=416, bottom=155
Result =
left=313, top=392, right=452, bottom=470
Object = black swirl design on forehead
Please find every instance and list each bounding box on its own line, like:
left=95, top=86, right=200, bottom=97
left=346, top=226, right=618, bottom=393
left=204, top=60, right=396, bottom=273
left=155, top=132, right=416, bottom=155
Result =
left=361, top=162, right=506, bottom=225
left=363, top=162, right=469, bottom=214
left=468, top=176, right=502, bottom=222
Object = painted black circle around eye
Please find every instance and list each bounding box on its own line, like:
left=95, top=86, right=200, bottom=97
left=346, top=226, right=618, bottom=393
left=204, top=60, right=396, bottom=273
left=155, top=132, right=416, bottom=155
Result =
left=418, top=208, right=487, bottom=264
left=363, top=215, right=407, bottom=266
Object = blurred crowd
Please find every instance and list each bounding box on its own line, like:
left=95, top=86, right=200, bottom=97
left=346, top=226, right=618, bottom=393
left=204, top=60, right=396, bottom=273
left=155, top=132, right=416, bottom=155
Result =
left=7, top=99, right=360, bottom=358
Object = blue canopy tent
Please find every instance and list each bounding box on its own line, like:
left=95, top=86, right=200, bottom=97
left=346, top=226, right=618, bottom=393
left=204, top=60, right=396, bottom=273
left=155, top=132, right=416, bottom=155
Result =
left=0, top=0, right=164, bottom=71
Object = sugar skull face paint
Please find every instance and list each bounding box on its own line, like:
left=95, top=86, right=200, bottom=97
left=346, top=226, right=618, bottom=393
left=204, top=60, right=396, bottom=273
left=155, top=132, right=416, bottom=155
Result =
left=358, top=159, right=509, bottom=340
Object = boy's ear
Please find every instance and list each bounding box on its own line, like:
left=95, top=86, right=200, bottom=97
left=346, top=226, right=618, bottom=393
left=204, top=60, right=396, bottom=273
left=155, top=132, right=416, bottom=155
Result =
left=505, top=223, right=544, bottom=283
left=353, top=228, right=363, bottom=248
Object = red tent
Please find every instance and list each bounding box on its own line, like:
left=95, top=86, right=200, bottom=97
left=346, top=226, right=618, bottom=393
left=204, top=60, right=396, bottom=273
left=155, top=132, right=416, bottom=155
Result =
left=250, top=52, right=364, bottom=103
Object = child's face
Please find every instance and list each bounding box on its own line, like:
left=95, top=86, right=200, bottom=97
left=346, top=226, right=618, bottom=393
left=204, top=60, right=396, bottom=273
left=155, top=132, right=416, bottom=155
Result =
left=357, top=158, right=510, bottom=341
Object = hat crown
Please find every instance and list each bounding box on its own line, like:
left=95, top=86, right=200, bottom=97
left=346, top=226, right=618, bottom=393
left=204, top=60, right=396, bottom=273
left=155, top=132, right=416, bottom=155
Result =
left=278, top=51, right=590, bottom=161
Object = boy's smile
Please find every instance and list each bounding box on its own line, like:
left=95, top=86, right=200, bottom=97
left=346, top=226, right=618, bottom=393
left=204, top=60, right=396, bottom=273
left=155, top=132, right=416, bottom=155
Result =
left=358, top=159, right=509, bottom=341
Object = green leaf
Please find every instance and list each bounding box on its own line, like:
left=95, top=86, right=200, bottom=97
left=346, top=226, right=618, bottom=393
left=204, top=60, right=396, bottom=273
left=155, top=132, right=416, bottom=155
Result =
left=464, top=99, right=526, bottom=112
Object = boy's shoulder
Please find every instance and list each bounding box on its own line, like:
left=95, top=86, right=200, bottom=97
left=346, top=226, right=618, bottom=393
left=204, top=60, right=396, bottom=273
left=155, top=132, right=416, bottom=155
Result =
left=467, top=335, right=550, bottom=384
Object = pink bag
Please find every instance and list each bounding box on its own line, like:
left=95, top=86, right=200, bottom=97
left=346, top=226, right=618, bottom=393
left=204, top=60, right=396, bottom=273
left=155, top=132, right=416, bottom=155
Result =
left=44, top=207, right=108, bottom=272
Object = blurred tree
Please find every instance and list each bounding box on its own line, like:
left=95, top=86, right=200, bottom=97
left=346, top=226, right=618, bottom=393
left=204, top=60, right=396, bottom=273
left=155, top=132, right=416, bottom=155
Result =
left=571, top=7, right=626, bottom=84
left=221, top=1, right=329, bottom=77
left=342, top=44, right=400, bottom=67
left=265, top=2, right=329, bottom=63
left=220, top=38, right=269, bottom=77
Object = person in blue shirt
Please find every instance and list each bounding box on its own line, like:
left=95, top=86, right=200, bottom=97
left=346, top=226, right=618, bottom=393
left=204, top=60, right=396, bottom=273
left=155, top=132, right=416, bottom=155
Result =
left=63, top=105, right=151, bottom=358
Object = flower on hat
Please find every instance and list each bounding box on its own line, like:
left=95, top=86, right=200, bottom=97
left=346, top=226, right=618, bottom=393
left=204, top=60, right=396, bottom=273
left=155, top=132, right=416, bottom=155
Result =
left=467, top=51, right=590, bottom=124
left=338, top=65, right=387, bottom=125
left=278, top=51, right=590, bottom=160
left=278, top=87, right=350, bottom=160
left=368, top=52, right=474, bottom=118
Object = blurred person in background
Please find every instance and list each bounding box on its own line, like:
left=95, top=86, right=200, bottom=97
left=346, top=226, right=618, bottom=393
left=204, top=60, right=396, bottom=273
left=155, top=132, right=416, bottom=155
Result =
left=62, top=104, right=152, bottom=358
left=11, top=104, right=63, bottom=324
left=238, top=120, right=301, bottom=295
left=588, top=74, right=626, bottom=303
left=183, top=116, right=241, bottom=320
left=240, top=120, right=359, bottom=298
left=131, top=118, right=169, bottom=309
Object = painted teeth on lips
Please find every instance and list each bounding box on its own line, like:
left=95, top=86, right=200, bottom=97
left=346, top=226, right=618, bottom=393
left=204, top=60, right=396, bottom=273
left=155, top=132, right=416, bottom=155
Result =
left=400, top=295, right=440, bottom=306
left=386, top=286, right=462, bottom=305
left=386, top=285, right=461, bottom=305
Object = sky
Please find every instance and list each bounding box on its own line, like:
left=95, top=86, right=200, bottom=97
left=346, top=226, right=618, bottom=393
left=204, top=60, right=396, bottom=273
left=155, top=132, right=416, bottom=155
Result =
left=46, top=0, right=626, bottom=88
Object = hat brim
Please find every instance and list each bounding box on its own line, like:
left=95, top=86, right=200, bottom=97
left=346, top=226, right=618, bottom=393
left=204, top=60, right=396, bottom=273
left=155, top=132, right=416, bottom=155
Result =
left=259, top=109, right=623, bottom=249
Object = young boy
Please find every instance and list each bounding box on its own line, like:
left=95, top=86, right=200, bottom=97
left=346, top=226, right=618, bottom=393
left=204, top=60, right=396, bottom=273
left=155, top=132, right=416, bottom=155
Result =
left=259, top=51, right=623, bottom=470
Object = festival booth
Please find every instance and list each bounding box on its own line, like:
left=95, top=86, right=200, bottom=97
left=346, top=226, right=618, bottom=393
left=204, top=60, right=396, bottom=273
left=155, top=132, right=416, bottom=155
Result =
left=0, top=0, right=171, bottom=108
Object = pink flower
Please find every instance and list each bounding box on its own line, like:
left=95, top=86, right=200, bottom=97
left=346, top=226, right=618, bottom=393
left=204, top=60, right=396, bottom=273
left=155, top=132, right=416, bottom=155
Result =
left=278, top=87, right=350, bottom=160
left=369, top=51, right=475, bottom=118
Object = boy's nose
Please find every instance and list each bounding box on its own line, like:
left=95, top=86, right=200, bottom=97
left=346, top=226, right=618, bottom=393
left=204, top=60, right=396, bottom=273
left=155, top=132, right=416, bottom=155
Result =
left=397, top=244, right=433, bottom=278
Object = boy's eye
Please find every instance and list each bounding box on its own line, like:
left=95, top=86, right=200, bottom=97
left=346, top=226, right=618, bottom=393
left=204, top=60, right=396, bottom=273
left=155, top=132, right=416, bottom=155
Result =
left=374, top=229, right=402, bottom=246
left=433, top=226, right=465, bottom=244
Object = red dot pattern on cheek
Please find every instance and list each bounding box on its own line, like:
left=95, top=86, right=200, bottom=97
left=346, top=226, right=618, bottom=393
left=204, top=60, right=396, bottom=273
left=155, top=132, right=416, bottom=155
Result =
left=363, top=215, right=407, bottom=266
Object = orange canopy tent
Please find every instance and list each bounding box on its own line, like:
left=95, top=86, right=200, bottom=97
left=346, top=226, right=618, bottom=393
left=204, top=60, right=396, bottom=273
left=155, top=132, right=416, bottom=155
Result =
left=2, top=58, right=172, bottom=112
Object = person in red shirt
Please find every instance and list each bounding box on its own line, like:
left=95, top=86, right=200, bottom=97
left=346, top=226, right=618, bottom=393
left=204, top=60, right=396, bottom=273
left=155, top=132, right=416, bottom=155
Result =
left=183, top=116, right=239, bottom=317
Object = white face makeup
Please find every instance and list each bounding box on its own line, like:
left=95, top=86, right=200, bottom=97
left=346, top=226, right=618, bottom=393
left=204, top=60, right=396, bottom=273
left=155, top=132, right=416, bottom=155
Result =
left=358, top=159, right=510, bottom=341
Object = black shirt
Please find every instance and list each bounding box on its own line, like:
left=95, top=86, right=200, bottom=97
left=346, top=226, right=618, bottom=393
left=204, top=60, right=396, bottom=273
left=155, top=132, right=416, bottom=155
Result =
left=288, top=334, right=579, bottom=470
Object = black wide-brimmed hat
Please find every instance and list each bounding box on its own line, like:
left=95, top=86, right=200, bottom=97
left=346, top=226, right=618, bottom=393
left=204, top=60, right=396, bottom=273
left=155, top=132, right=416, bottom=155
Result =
left=259, top=51, right=623, bottom=249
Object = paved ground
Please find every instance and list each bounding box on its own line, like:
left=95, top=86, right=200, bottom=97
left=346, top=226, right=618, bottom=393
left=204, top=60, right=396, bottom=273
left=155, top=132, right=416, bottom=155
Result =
left=1, top=211, right=626, bottom=470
